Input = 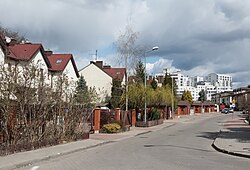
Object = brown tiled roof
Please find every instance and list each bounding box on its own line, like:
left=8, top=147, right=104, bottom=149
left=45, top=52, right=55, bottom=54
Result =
left=8, top=44, right=42, bottom=60
left=192, top=101, right=202, bottom=106
left=192, top=101, right=214, bottom=106
left=203, top=101, right=215, bottom=106
left=103, top=68, right=126, bottom=81
left=7, top=43, right=51, bottom=68
left=47, top=54, right=79, bottom=77
left=178, top=100, right=190, bottom=106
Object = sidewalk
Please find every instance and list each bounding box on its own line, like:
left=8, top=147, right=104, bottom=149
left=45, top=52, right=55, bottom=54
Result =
left=212, top=113, right=250, bottom=159
left=0, top=121, right=175, bottom=170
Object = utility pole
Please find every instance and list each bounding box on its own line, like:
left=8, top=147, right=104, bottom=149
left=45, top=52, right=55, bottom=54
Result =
left=125, top=55, right=128, bottom=112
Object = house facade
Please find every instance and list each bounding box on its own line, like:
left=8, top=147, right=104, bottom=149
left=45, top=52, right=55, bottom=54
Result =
left=46, top=51, right=79, bottom=90
left=79, top=61, right=113, bottom=103
left=78, top=60, right=126, bottom=103
left=211, top=91, right=233, bottom=108
left=232, top=87, right=250, bottom=111
left=5, top=42, right=51, bottom=85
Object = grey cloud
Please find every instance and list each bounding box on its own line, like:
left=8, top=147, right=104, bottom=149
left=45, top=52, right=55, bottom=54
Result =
left=197, top=29, right=250, bottom=43
left=1, top=0, right=250, bottom=88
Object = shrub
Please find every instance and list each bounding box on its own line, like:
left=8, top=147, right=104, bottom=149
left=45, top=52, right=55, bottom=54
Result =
left=102, top=123, right=121, bottom=133
left=148, top=108, right=161, bottom=120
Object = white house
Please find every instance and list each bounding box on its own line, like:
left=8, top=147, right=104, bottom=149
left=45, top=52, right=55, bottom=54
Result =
left=5, top=41, right=51, bottom=85
left=46, top=51, right=79, bottom=90
left=79, top=61, right=113, bottom=103
left=78, top=60, right=126, bottom=103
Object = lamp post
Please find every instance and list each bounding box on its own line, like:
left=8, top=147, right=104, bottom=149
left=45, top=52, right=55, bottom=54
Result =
left=144, top=46, right=159, bottom=124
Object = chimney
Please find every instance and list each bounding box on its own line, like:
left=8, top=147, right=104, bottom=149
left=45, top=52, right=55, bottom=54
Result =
left=45, top=50, right=53, bottom=56
left=90, top=60, right=103, bottom=69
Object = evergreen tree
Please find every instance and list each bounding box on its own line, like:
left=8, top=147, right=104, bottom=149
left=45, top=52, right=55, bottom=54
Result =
left=162, top=69, right=177, bottom=96
left=151, top=77, right=158, bottom=90
left=198, top=89, right=206, bottom=102
left=162, top=69, right=172, bottom=88
left=134, top=60, right=145, bottom=84
left=74, top=75, right=89, bottom=104
left=110, top=77, right=123, bottom=109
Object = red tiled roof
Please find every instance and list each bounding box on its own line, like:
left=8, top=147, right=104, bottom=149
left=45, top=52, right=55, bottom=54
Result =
left=7, top=43, right=51, bottom=68
left=103, top=68, right=126, bottom=81
left=8, top=44, right=42, bottom=60
left=178, top=100, right=190, bottom=106
left=47, top=54, right=79, bottom=77
left=47, top=54, right=71, bottom=71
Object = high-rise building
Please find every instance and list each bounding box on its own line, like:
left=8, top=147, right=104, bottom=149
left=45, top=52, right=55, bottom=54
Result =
left=171, top=72, right=232, bottom=101
left=207, top=73, right=233, bottom=92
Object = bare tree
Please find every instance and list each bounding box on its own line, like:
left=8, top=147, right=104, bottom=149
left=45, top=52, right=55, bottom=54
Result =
left=114, top=23, right=144, bottom=71
left=0, top=25, right=27, bottom=42
left=114, top=23, right=145, bottom=111
left=0, top=61, right=96, bottom=154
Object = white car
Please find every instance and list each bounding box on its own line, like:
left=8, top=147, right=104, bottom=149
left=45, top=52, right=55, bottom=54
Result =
left=228, top=108, right=234, bottom=113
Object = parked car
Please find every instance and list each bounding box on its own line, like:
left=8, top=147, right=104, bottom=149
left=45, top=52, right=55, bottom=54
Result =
left=242, top=109, right=249, bottom=114
left=221, top=108, right=229, bottom=114
left=228, top=108, right=234, bottom=113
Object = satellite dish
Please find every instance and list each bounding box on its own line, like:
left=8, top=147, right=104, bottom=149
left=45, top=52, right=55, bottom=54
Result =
left=5, top=36, right=11, bottom=43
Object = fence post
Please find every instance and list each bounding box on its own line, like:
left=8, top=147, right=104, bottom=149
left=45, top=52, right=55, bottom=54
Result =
left=132, top=109, right=136, bottom=127
left=94, top=108, right=101, bottom=133
left=115, top=108, right=120, bottom=122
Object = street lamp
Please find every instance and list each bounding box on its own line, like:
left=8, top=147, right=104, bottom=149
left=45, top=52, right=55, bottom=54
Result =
left=144, top=46, right=159, bottom=124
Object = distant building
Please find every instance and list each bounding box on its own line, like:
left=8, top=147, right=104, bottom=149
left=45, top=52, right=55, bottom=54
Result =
left=207, top=73, right=233, bottom=92
left=171, top=72, right=233, bottom=101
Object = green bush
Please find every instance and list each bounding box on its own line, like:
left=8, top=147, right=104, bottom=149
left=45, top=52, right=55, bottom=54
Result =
left=148, top=108, right=161, bottom=120
left=102, top=123, right=121, bottom=133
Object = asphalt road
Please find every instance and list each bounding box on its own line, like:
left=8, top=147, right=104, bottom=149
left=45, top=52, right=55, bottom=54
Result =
left=21, top=113, right=250, bottom=170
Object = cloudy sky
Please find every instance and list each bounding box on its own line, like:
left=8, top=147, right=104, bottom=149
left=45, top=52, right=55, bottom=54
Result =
left=1, top=0, right=250, bottom=88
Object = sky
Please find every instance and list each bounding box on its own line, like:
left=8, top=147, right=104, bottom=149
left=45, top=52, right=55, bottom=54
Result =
left=1, top=0, right=250, bottom=88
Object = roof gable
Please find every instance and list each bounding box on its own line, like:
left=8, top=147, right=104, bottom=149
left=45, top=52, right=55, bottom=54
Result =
left=7, top=43, right=51, bottom=68
left=8, top=44, right=41, bottom=60
left=47, top=54, right=79, bottom=77
left=79, top=63, right=112, bottom=79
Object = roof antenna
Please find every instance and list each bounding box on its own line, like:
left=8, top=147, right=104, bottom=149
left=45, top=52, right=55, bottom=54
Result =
left=95, top=50, right=98, bottom=60
left=89, top=50, right=98, bottom=61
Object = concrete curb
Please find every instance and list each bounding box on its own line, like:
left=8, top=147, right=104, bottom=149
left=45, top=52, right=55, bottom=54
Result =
left=211, top=131, right=250, bottom=159
left=2, top=141, right=112, bottom=170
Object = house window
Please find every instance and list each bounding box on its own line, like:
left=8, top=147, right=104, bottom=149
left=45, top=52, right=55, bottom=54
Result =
left=40, top=68, right=44, bottom=81
left=56, top=59, right=62, bottom=64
